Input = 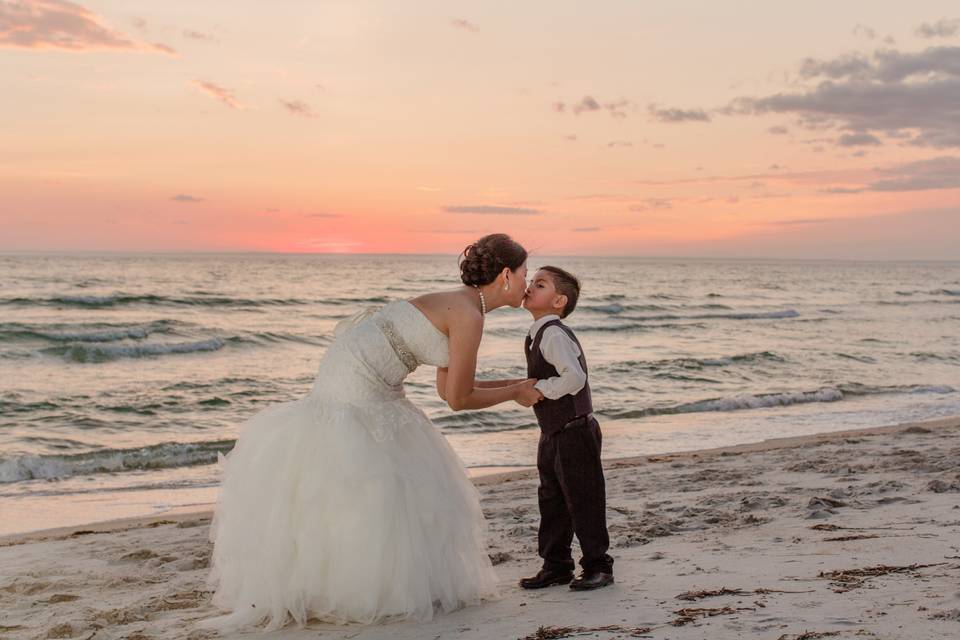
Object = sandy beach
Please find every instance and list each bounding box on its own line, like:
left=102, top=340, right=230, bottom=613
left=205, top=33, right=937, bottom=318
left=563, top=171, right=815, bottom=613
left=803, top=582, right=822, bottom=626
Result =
left=3, top=416, right=960, bottom=640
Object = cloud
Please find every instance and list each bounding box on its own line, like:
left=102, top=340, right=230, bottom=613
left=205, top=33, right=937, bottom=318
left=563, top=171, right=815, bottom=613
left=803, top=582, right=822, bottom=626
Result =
left=183, top=29, right=216, bottom=42
left=192, top=80, right=243, bottom=109
left=629, top=198, right=673, bottom=212
left=633, top=166, right=873, bottom=192
left=727, top=45, right=960, bottom=148
left=827, top=156, right=960, bottom=193
left=916, top=18, right=960, bottom=39
left=305, top=212, right=339, bottom=218
left=822, top=187, right=863, bottom=194
left=572, top=227, right=600, bottom=232
left=0, top=0, right=174, bottom=53
left=603, top=99, right=634, bottom=118
left=171, top=194, right=203, bottom=203
left=572, top=96, right=600, bottom=115
left=766, top=217, right=831, bottom=226
left=450, top=18, right=478, bottom=32
left=852, top=23, right=877, bottom=40
left=565, top=193, right=623, bottom=201
left=768, top=125, right=789, bottom=135
left=647, top=104, right=711, bottom=123
left=151, top=41, right=176, bottom=55
left=561, top=95, right=635, bottom=118
left=280, top=99, right=315, bottom=117
left=798, top=52, right=871, bottom=79
left=443, top=205, right=542, bottom=215
left=837, top=132, right=882, bottom=146
left=607, top=141, right=632, bottom=148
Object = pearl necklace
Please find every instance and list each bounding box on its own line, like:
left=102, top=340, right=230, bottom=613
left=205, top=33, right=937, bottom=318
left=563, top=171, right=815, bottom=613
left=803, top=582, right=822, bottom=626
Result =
left=472, top=285, right=486, bottom=315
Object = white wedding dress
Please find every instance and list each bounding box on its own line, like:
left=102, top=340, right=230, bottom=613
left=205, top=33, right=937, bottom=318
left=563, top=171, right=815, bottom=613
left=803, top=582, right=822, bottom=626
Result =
left=202, top=301, right=500, bottom=632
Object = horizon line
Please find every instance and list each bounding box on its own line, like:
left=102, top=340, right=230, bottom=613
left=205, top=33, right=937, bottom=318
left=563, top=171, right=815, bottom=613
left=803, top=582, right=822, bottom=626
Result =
left=1, top=250, right=959, bottom=264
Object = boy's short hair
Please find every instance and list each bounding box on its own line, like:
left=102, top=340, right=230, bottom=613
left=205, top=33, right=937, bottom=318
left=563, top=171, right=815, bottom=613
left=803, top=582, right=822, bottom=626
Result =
left=540, top=265, right=580, bottom=318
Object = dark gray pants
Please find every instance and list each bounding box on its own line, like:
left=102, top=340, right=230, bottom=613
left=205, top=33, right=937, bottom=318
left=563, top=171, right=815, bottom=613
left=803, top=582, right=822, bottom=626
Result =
left=536, top=416, right=613, bottom=574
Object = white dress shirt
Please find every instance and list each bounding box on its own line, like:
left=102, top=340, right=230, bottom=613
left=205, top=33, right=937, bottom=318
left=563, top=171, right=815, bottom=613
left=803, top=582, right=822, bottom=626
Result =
left=528, top=314, right=587, bottom=400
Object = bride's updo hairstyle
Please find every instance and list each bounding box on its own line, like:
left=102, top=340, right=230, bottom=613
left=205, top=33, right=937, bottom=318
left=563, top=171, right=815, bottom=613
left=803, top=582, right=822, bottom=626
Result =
left=459, top=234, right=528, bottom=286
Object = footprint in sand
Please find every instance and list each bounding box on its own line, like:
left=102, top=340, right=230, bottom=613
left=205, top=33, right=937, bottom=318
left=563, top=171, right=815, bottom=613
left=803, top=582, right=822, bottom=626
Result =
left=45, top=623, right=81, bottom=639
left=173, top=551, right=211, bottom=571
left=38, top=593, right=80, bottom=604
left=119, top=549, right=159, bottom=562
left=928, top=478, right=960, bottom=492
left=2, top=579, right=51, bottom=596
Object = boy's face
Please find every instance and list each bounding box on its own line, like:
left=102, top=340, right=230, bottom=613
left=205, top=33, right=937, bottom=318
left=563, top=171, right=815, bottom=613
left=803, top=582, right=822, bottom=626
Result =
left=522, top=269, right=566, bottom=317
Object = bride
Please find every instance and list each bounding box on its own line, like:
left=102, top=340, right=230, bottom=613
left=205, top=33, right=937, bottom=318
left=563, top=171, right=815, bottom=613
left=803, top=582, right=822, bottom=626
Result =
left=201, top=234, right=541, bottom=631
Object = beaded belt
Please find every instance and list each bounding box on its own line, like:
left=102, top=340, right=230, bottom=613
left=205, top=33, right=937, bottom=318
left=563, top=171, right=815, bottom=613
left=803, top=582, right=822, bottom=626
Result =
left=373, top=315, right=418, bottom=374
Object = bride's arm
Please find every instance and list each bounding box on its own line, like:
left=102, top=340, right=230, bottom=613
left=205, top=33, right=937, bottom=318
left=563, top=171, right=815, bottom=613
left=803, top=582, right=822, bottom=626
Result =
left=438, top=368, right=524, bottom=396
left=474, top=378, right=526, bottom=388
left=436, top=367, right=448, bottom=401
left=441, top=316, right=533, bottom=411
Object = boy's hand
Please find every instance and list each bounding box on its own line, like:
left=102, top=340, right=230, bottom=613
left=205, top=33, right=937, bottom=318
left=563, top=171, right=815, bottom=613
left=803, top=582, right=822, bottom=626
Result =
left=515, top=379, right=545, bottom=407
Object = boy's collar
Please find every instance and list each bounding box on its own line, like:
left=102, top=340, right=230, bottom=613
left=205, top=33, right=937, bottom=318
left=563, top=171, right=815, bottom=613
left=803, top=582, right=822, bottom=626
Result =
left=528, top=314, right=562, bottom=338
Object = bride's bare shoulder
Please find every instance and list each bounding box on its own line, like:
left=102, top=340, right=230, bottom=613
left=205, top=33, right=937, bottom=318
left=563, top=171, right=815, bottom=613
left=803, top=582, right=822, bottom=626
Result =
left=409, top=289, right=481, bottom=332
left=409, top=288, right=466, bottom=309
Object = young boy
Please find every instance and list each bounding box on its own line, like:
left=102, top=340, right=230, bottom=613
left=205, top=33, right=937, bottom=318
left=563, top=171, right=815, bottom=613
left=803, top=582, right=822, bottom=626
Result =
left=519, top=266, right=614, bottom=591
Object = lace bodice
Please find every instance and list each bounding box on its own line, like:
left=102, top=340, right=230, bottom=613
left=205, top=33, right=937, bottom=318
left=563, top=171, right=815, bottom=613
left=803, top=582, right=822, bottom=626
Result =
left=311, top=300, right=449, bottom=402
left=376, top=300, right=450, bottom=369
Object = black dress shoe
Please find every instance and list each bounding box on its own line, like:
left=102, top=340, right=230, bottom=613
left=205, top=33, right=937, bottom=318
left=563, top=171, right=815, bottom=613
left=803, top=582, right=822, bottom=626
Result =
left=569, top=571, right=614, bottom=591
left=519, top=568, right=574, bottom=589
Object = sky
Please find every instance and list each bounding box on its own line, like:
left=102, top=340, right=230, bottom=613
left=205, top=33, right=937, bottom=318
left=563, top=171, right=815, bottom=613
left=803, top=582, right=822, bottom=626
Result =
left=1, top=0, right=959, bottom=259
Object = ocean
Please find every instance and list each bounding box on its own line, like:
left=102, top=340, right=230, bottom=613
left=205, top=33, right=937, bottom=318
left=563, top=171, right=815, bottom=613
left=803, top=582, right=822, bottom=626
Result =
left=2, top=253, right=959, bottom=536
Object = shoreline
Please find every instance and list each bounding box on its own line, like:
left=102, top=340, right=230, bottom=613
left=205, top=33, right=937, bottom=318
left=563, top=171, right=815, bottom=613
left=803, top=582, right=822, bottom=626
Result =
left=4, top=413, right=957, bottom=548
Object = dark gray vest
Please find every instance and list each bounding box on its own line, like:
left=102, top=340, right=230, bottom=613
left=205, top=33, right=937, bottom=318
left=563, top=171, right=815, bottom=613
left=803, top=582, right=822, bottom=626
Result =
left=524, top=319, right=593, bottom=436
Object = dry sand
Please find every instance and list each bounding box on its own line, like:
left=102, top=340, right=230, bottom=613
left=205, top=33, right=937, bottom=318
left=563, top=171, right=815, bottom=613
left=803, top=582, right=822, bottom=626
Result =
left=3, top=416, right=960, bottom=639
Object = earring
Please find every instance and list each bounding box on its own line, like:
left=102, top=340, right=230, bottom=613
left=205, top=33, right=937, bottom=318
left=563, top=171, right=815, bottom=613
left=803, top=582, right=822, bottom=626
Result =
left=504, top=283, right=509, bottom=291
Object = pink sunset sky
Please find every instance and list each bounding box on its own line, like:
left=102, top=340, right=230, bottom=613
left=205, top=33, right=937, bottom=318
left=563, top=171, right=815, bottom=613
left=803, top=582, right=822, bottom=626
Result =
left=1, top=0, right=959, bottom=258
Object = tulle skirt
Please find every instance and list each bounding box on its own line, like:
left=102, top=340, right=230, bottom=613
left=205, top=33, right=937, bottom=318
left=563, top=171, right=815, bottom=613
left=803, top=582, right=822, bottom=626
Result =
left=200, top=394, right=500, bottom=632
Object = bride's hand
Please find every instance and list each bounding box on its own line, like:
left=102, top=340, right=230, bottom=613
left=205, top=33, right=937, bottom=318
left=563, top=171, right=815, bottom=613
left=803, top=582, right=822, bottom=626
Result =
left=514, top=379, right=544, bottom=407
